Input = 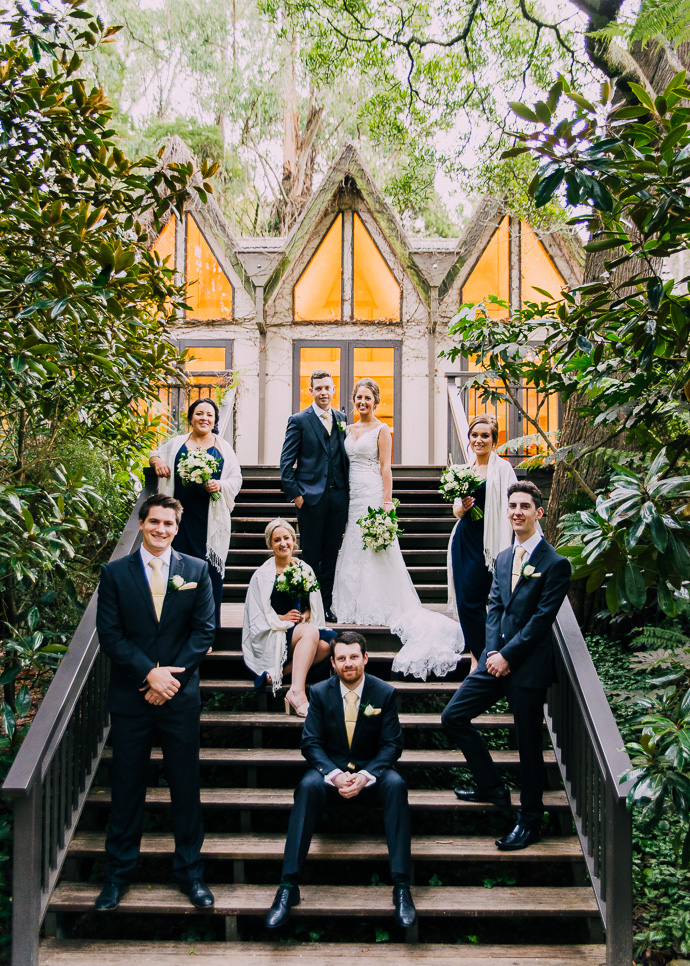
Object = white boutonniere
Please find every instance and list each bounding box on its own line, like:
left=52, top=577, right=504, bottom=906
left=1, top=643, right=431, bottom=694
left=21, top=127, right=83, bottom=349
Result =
left=337, top=420, right=347, bottom=433
left=521, top=564, right=542, bottom=580
left=363, top=704, right=382, bottom=717
left=168, top=576, right=198, bottom=592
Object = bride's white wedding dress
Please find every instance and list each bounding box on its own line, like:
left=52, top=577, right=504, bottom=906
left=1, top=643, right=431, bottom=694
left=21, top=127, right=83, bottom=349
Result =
left=332, top=424, right=464, bottom=680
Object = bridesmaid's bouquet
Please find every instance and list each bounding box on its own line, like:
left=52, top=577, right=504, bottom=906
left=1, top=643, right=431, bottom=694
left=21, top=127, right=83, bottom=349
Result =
left=357, top=500, right=402, bottom=553
left=177, top=450, right=221, bottom=501
left=439, top=465, right=484, bottom=521
left=275, top=560, right=320, bottom=603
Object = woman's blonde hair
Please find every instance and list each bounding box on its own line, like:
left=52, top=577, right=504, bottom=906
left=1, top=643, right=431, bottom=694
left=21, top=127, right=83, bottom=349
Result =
left=264, top=518, right=298, bottom=550
left=468, top=413, right=499, bottom=445
left=352, top=378, right=380, bottom=407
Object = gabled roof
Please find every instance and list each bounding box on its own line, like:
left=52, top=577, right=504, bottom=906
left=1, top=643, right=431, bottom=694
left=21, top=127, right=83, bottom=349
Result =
left=156, top=136, right=255, bottom=301
left=263, top=142, right=431, bottom=305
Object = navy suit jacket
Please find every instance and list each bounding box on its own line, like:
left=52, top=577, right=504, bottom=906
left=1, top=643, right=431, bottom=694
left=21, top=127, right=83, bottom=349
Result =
left=280, top=406, right=349, bottom=506
left=480, top=537, right=571, bottom=689
left=301, top=674, right=403, bottom=778
left=96, top=549, right=215, bottom=715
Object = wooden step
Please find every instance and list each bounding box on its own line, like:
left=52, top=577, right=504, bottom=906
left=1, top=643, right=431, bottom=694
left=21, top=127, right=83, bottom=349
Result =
left=68, top=831, right=583, bottom=862
left=196, top=710, right=503, bottom=728
left=99, top=747, right=557, bottom=767
left=48, top=883, right=599, bottom=918
left=199, top=679, right=464, bottom=694
left=86, top=787, right=570, bottom=811
left=203, top=651, right=469, bottom=668
left=38, top=939, right=610, bottom=966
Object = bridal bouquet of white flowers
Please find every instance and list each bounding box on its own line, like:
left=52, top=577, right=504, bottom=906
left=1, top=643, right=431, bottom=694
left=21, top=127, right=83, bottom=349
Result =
left=275, top=560, right=320, bottom=600
left=177, top=449, right=221, bottom=501
left=439, top=465, right=483, bottom=520
left=357, top=500, right=402, bottom=553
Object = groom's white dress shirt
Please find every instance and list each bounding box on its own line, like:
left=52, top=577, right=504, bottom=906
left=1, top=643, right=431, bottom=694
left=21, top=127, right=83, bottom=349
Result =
left=312, top=401, right=333, bottom=433
left=324, top=675, right=376, bottom=787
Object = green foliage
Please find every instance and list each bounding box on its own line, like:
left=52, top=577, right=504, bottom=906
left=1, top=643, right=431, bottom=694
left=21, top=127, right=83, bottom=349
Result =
left=0, top=0, right=213, bottom=739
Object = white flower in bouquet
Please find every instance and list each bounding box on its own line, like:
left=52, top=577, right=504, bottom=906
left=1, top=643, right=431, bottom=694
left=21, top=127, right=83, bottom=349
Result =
left=275, top=560, right=320, bottom=598
left=438, top=465, right=484, bottom=520
left=356, top=500, right=402, bottom=553
left=177, top=450, right=222, bottom=501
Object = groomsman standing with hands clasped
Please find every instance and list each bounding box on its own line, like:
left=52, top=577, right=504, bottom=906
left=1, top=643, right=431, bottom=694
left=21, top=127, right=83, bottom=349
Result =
left=95, top=493, right=216, bottom=910
left=442, top=481, right=571, bottom=851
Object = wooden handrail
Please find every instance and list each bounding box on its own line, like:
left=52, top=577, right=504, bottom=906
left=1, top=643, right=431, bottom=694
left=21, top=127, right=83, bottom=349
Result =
left=547, top=598, right=633, bottom=965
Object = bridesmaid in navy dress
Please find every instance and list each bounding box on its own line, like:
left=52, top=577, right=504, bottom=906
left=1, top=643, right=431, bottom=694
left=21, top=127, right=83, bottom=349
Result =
left=449, top=414, right=517, bottom=669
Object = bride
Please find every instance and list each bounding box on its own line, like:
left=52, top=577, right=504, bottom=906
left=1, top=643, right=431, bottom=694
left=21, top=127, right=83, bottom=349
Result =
left=332, top=378, right=464, bottom=680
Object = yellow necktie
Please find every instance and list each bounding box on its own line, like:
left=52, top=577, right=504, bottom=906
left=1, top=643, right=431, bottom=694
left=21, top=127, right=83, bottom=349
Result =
left=511, top=546, right=526, bottom=592
left=344, top=691, right=358, bottom=747
left=321, top=411, right=331, bottom=435
left=148, top=557, right=166, bottom=620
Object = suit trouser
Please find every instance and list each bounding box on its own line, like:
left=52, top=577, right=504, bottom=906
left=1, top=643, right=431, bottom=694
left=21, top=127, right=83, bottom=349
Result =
left=296, top=487, right=348, bottom=610
left=441, top=670, right=547, bottom=828
left=282, top=768, right=411, bottom=880
left=105, top=708, right=204, bottom=885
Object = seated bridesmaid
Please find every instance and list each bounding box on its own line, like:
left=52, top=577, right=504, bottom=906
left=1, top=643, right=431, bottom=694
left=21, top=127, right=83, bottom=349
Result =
left=447, top=414, right=517, bottom=671
left=242, top=519, right=336, bottom=717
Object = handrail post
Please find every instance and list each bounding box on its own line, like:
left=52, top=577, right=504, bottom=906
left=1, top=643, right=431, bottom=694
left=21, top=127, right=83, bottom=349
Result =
left=11, top=782, right=42, bottom=966
left=605, top=779, right=632, bottom=965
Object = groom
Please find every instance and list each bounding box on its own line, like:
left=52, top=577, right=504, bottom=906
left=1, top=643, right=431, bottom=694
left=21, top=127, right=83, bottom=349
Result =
left=442, top=481, right=571, bottom=851
left=266, top=631, right=416, bottom=930
left=280, top=369, right=349, bottom=621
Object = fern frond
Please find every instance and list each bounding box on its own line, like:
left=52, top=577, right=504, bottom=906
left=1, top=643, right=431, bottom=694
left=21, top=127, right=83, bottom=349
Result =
left=631, top=0, right=690, bottom=46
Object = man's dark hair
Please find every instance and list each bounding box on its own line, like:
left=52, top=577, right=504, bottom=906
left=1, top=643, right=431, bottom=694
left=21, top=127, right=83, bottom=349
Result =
left=310, top=369, right=333, bottom=387
left=330, top=629, right=367, bottom=661
left=139, top=493, right=183, bottom=525
left=507, top=480, right=543, bottom=510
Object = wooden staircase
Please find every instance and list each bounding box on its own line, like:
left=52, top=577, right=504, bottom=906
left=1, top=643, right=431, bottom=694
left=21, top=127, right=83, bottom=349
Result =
left=40, top=466, right=606, bottom=965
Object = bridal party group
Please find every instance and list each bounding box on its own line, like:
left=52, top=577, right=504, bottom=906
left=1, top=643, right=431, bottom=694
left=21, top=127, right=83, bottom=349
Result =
left=93, top=368, right=570, bottom=918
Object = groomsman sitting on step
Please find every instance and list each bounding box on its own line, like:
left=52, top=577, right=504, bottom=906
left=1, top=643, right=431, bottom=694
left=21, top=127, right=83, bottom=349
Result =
left=266, top=630, right=417, bottom=930
left=279, top=369, right=349, bottom=623
left=95, top=494, right=216, bottom=910
left=442, top=481, right=571, bottom=851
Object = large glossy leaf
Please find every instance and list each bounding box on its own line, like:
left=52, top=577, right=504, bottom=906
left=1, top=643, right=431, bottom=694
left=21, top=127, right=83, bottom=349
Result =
left=625, top=560, right=647, bottom=608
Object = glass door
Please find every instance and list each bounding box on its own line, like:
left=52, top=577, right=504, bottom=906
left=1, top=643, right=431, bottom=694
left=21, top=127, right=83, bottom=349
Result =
left=293, top=340, right=401, bottom=461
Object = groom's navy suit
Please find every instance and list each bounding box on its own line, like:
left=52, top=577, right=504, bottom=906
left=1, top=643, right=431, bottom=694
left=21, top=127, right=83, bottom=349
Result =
left=442, top=537, right=570, bottom=827
left=96, top=548, right=215, bottom=885
left=280, top=406, right=349, bottom=610
left=281, top=673, right=411, bottom=881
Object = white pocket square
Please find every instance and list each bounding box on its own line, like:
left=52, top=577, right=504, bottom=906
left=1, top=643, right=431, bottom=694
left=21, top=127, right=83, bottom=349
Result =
left=179, top=582, right=197, bottom=590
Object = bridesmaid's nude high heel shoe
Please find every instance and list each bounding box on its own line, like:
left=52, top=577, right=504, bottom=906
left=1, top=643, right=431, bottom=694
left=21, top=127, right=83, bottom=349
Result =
left=284, top=695, right=309, bottom=717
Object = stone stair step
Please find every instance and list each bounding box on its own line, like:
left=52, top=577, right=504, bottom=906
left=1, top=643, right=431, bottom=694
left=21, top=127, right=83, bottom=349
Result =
left=38, top=939, right=609, bottom=966
left=68, top=832, right=583, bottom=862
left=99, top=747, right=557, bottom=767
left=48, top=883, right=600, bottom=918
left=86, top=787, right=570, bottom=811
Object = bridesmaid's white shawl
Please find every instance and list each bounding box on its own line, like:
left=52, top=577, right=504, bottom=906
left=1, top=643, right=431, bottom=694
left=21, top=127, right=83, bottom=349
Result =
left=242, top=557, right=325, bottom=694
left=447, top=451, right=517, bottom=619
left=152, top=433, right=242, bottom=575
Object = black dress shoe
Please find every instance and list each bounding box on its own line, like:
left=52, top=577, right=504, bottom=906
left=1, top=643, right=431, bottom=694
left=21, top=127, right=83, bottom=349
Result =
left=454, top=783, right=510, bottom=806
left=181, top=879, right=215, bottom=907
left=496, top=823, right=541, bottom=851
left=265, top=884, right=300, bottom=929
left=324, top=608, right=337, bottom=624
left=392, top=884, right=417, bottom=928
left=94, top=881, right=128, bottom=910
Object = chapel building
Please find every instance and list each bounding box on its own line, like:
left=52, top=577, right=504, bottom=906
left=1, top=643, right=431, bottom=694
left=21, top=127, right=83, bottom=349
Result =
left=150, top=138, right=583, bottom=465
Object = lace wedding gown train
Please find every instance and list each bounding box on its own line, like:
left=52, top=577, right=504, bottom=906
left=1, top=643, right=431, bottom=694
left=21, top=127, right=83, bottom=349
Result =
left=332, top=425, right=464, bottom=680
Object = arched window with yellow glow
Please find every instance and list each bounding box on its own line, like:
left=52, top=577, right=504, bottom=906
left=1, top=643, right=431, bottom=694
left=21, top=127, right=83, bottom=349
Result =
left=294, top=215, right=342, bottom=321
left=461, top=216, right=510, bottom=318
left=353, top=214, right=400, bottom=321
left=520, top=225, right=565, bottom=304
left=152, top=216, right=176, bottom=266
left=185, top=213, right=233, bottom=320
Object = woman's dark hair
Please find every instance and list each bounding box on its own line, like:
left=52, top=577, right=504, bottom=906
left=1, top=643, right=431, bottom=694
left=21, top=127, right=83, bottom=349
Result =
left=187, top=397, right=220, bottom=434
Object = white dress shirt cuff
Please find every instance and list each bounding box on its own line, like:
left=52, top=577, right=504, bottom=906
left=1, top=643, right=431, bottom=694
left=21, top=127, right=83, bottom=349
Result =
left=324, top=768, right=342, bottom=786
left=359, top=770, right=376, bottom=787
